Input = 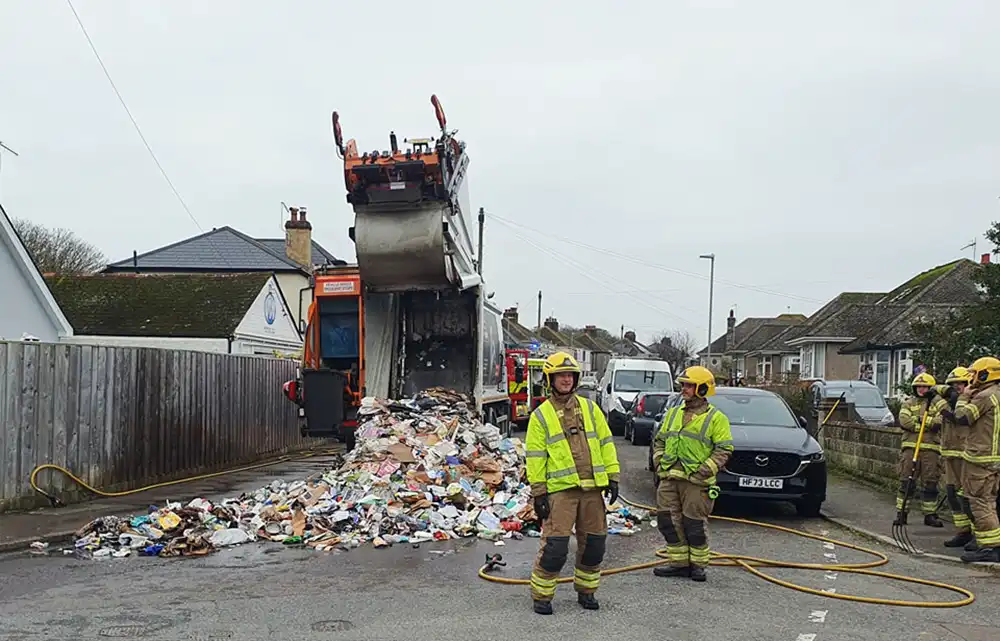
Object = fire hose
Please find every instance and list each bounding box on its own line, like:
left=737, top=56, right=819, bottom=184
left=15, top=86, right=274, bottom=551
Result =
left=478, top=496, right=976, bottom=608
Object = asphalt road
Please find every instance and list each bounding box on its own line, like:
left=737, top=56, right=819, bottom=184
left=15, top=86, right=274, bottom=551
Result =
left=2, top=439, right=1000, bottom=641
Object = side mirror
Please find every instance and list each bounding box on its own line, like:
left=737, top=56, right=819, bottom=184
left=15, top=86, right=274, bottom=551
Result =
left=655, top=412, right=665, bottom=422
left=606, top=383, right=612, bottom=394
left=798, top=415, right=808, bottom=429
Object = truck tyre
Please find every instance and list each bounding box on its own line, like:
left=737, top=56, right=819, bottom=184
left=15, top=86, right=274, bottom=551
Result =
left=345, top=429, right=356, bottom=453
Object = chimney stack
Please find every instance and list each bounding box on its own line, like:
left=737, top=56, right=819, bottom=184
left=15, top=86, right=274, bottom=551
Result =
left=981, top=253, right=991, bottom=265
left=544, top=316, right=559, bottom=332
left=725, top=309, right=736, bottom=352
left=285, top=205, right=313, bottom=270
left=624, top=330, right=636, bottom=342
left=503, top=306, right=519, bottom=324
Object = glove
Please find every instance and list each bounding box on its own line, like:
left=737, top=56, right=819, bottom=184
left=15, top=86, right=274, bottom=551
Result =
left=533, top=494, right=550, bottom=521
left=948, top=387, right=960, bottom=408
left=939, top=408, right=956, bottom=422
left=604, top=481, right=619, bottom=506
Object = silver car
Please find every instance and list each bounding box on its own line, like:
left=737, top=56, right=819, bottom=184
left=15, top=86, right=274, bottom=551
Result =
left=810, top=380, right=895, bottom=426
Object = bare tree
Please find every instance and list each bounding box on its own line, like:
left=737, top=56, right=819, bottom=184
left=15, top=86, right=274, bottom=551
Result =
left=650, top=329, right=698, bottom=373
left=13, top=219, right=107, bottom=275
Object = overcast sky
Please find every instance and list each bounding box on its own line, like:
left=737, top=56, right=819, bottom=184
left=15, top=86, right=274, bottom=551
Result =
left=2, top=1, right=998, bottom=346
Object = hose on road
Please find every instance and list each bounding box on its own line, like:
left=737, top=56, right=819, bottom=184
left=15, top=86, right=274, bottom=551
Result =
left=478, top=496, right=976, bottom=608
left=29, top=448, right=344, bottom=507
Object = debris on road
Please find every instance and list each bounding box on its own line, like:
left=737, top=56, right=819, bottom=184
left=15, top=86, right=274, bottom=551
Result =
left=65, top=388, right=647, bottom=559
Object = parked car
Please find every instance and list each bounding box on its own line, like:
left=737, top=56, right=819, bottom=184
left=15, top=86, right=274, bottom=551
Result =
left=647, top=387, right=827, bottom=517
left=597, top=358, right=674, bottom=435
left=623, top=392, right=677, bottom=446
left=810, top=379, right=895, bottom=426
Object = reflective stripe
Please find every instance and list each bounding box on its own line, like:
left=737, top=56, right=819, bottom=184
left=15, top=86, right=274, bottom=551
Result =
left=530, top=573, right=557, bottom=596
left=600, top=436, right=614, bottom=446
left=574, top=568, right=600, bottom=589
left=592, top=465, right=606, bottom=473
left=546, top=432, right=567, bottom=445
left=526, top=451, right=547, bottom=458
left=547, top=468, right=576, bottom=479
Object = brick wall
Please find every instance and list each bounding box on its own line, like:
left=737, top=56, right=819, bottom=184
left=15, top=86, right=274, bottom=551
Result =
left=820, top=420, right=901, bottom=490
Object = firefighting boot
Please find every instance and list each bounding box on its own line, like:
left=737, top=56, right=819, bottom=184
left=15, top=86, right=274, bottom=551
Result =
left=961, top=547, right=1000, bottom=564
left=533, top=600, right=553, bottom=615
left=653, top=565, right=691, bottom=578
left=924, top=514, right=944, bottom=528
left=943, top=531, right=974, bottom=548
left=964, top=539, right=980, bottom=552
left=689, top=566, right=707, bottom=582
left=577, top=593, right=599, bottom=610
left=892, top=511, right=908, bottom=526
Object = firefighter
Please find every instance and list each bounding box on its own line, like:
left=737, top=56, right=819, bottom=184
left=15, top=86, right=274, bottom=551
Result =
left=935, top=367, right=976, bottom=548
left=895, top=372, right=948, bottom=528
left=651, top=366, right=733, bottom=582
left=525, top=351, right=621, bottom=615
left=943, top=356, right=1000, bottom=563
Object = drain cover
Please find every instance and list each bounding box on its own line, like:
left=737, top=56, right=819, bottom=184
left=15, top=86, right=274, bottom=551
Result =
left=98, top=626, right=149, bottom=638
left=310, top=620, right=354, bottom=632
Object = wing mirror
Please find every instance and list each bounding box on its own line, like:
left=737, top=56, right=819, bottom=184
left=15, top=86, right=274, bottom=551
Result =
left=655, top=412, right=665, bottom=422
left=798, top=415, right=808, bottom=429
left=606, top=383, right=612, bottom=394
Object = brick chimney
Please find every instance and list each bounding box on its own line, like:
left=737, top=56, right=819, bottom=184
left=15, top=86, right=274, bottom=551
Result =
left=503, top=306, right=519, bottom=324
left=624, top=330, right=636, bottom=342
left=544, top=316, right=559, bottom=332
left=725, top=309, right=736, bottom=352
left=981, top=253, right=991, bottom=265
left=584, top=325, right=597, bottom=335
left=285, top=206, right=313, bottom=269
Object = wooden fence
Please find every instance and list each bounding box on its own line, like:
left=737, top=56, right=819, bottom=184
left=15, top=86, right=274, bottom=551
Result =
left=0, top=340, right=319, bottom=511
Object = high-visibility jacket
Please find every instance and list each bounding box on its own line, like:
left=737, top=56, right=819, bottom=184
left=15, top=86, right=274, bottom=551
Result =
left=898, top=393, right=947, bottom=452
left=525, top=396, right=620, bottom=494
left=955, top=383, right=1000, bottom=466
left=931, top=385, right=968, bottom=459
left=656, top=403, right=733, bottom=486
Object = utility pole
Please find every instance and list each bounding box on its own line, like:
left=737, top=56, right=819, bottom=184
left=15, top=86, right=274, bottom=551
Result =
left=961, top=239, right=977, bottom=260
left=700, top=253, right=716, bottom=367
left=536, top=290, right=542, bottom=330
left=0, top=140, right=19, bottom=199
left=477, top=207, right=485, bottom=275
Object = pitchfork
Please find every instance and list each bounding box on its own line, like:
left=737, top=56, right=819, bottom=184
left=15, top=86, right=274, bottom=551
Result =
left=892, top=407, right=931, bottom=554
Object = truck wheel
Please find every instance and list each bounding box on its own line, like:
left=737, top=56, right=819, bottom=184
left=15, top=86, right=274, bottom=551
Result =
left=344, top=429, right=356, bottom=453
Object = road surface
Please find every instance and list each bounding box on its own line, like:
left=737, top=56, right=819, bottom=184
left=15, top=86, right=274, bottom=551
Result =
left=1, top=440, right=999, bottom=641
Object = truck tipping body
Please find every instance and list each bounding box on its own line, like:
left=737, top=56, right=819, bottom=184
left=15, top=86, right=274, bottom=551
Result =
left=286, top=96, right=510, bottom=449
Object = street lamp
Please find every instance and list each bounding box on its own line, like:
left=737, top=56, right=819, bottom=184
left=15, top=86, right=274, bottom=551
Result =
left=700, top=253, right=716, bottom=368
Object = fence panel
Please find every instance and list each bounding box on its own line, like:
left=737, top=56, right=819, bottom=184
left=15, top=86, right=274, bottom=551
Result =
left=0, top=340, right=319, bottom=511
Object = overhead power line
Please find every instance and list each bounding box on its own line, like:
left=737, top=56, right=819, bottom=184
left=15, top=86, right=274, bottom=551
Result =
left=486, top=212, right=823, bottom=305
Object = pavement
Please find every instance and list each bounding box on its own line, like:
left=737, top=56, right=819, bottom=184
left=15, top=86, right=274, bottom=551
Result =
left=822, top=470, right=1000, bottom=571
left=0, top=452, right=344, bottom=553
left=2, top=439, right=1000, bottom=641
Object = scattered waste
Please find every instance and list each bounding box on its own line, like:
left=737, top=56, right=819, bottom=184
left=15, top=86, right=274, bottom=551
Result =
left=64, top=388, right=647, bottom=559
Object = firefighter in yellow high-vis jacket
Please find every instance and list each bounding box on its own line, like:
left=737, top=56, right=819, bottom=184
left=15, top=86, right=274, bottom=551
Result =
left=525, top=352, right=620, bottom=615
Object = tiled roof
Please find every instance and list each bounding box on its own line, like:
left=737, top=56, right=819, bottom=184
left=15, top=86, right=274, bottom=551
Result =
left=698, top=315, right=805, bottom=356
left=46, top=273, right=270, bottom=337
left=571, top=332, right=615, bottom=352
left=781, top=292, right=886, bottom=344
left=503, top=318, right=538, bottom=345
left=104, top=226, right=336, bottom=273
left=253, top=238, right=341, bottom=267
left=538, top=325, right=573, bottom=347
left=840, top=303, right=975, bottom=353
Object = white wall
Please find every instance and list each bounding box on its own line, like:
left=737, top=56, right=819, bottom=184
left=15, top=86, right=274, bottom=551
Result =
left=233, top=276, right=303, bottom=351
left=0, top=218, right=70, bottom=342
left=62, top=335, right=229, bottom=352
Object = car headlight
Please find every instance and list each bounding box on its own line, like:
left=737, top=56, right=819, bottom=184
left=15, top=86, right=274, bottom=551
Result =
left=881, top=411, right=895, bottom=425
left=804, top=451, right=825, bottom=462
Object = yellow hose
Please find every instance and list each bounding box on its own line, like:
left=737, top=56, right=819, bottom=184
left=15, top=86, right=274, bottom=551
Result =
left=29, top=448, right=343, bottom=505
left=478, top=496, right=976, bottom=608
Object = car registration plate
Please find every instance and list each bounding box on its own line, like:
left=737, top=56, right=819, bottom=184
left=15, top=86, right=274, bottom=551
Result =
left=738, top=476, right=784, bottom=489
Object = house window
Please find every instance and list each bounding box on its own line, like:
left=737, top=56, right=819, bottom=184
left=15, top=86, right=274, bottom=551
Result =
left=800, top=345, right=814, bottom=378
left=874, top=350, right=891, bottom=395
left=758, top=355, right=773, bottom=382
left=814, top=344, right=826, bottom=379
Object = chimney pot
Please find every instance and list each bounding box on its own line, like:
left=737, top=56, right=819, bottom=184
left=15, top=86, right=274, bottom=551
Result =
left=981, top=253, right=991, bottom=265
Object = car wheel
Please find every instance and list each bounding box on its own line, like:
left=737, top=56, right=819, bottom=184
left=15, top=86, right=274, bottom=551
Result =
left=795, top=496, right=823, bottom=518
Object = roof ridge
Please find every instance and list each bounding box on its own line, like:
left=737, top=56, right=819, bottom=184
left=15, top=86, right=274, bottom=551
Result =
left=107, top=226, right=307, bottom=271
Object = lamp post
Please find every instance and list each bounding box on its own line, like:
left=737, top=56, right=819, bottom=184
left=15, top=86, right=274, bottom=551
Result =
left=700, top=253, right=716, bottom=369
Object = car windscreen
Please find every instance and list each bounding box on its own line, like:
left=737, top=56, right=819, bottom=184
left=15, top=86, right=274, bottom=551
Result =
left=642, top=394, right=673, bottom=414
left=710, top=394, right=798, bottom=427
left=613, top=370, right=672, bottom=393
left=826, top=387, right=885, bottom=408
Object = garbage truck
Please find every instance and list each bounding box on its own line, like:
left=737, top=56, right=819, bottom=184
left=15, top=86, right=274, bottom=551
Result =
left=282, top=95, right=511, bottom=449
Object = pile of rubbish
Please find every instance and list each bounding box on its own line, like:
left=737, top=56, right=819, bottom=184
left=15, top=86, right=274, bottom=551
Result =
left=62, top=388, right=649, bottom=559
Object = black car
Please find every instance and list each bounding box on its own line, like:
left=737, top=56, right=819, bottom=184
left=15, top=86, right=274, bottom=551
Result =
left=623, top=392, right=677, bottom=446
left=647, top=387, right=827, bottom=517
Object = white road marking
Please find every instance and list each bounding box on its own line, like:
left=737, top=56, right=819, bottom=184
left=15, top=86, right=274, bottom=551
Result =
left=823, top=542, right=835, bottom=550
left=819, top=529, right=829, bottom=536
left=795, top=634, right=818, bottom=641
left=825, top=571, right=838, bottom=580
left=809, top=610, right=828, bottom=623
left=822, top=588, right=837, bottom=594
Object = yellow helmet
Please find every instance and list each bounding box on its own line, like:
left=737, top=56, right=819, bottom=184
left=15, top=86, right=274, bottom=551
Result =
left=946, top=366, right=973, bottom=384
left=676, top=365, right=716, bottom=398
left=911, top=372, right=936, bottom=390
left=969, top=356, right=1000, bottom=386
left=542, top=351, right=581, bottom=389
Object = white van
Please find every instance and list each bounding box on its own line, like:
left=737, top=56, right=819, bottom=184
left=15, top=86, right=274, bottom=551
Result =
left=598, top=358, right=674, bottom=433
